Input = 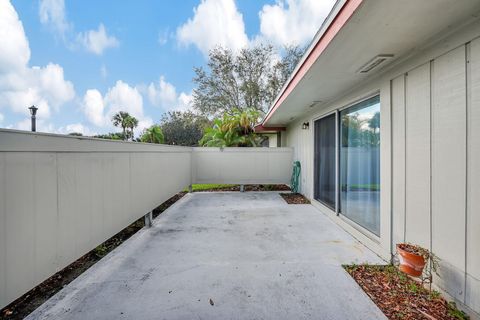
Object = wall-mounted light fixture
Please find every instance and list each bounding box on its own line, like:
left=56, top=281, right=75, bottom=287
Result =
left=302, top=122, right=309, bottom=130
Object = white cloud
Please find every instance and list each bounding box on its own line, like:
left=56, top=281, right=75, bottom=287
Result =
left=146, top=76, right=193, bottom=112
left=177, top=92, right=193, bottom=112
left=13, top=117, right=96, bottom=136
left=0, top=112, right=4, bottom=123
left=38, top=0, right=70, bottom=39
left=76, top=24, right=119, bottom=55
left=258, top=0, right=336, bottom=46
left=0, top=0, right=75, bottom=120
left=0, top=0, right=30, bottom=73
left=147, top=76, right=177, bottom=108
left=177, top=0, right=249, bottom=57
left=39, top=0, right=118, bottom=55
left=82, top=81, right=153, bottom=135
left=57, top=123, right=96, bottom=136
left=15, top=118, right=55, bottom=132
left=83, top=89, right=106, bottom=127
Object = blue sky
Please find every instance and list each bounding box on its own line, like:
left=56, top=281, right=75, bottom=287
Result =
left=0, top=0, right=335, bottom=136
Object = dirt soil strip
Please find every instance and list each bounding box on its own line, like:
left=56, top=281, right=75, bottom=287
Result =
left=195, top=184, right=291, bottom=192
left=344, top=265, right=469, bottom=320
left=280, top=193, right=310, bottom=204
left=0, top=192, right=187, bottom=320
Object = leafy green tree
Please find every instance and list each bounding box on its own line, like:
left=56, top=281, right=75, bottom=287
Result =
left=199, top=108, right=263, bottom=147
left=112, top=111, right=131, bottom=140
left=342, top=112, right=380, bottom=147
left=140, top=125, right=164, bottom=144
left=160, top=111, right=210, bottom=146
left=125, top=115, right=139, bottom=141
left=93, top=132, right=125, bottom=140
left=192, top=44, right=306, bottom=117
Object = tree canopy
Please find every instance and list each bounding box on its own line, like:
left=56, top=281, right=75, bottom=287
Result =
left=112, top=111, right=138, bottom=141
left=160, top=110, right=210, bottom=146
left=140, top=125, right=164, bottom=144
left=199, top=108, right=263, bottom=147
left=192, top=44, right=305, bottom=118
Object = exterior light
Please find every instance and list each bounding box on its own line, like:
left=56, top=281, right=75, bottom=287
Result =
left=28, top=105, right=38, bottom=132
left=302, top=122, right=309, bottom=130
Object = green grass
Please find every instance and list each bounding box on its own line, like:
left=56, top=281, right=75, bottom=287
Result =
left=184, top=184, right=237, bottom=192
left=342, top=184, right=380, bottom=191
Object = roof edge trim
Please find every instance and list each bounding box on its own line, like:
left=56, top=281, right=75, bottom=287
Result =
left=262, top=0, right=363, bottom=126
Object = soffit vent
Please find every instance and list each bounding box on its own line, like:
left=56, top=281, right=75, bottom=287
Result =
left=357, top=54, right=394, bottom=74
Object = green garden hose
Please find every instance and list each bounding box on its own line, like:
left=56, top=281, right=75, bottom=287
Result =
left=290, top=161, right=301, bottom=193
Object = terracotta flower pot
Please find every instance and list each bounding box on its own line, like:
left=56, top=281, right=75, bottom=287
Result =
left=396, top=244, right=426, bottom=277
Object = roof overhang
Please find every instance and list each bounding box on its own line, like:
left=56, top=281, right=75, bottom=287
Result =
left=261, top=0, right=480, bottom=127
left=253, top=125, right=286, bottom=133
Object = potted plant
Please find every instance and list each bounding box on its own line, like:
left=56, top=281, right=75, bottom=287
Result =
left=396, top=243, right=438, bottom=278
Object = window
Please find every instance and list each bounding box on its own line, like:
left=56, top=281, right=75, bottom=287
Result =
left=313, top=95, right=380, bottom=235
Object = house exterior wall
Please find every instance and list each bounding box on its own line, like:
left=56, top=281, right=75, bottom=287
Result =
left=0, top=131, right=293, bottom=309
left=265, top=133, right=277, bottom=147
left=284, top=21, right=480, bottom=316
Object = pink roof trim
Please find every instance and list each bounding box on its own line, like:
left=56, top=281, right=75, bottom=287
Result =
left=263, top=0, right=363, bottom=125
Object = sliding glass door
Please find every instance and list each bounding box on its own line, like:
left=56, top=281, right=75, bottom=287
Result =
left=314, top=113, right=336, bottom=209
left=313, top=95, right=380, bottom=236
left=339, top=96, right=380, bottom=235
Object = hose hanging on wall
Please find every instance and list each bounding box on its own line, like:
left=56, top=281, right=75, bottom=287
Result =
left=290, top=161, right=301, bottom=193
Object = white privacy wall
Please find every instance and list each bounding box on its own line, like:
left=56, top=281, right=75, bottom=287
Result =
left=0, top=131, right=192, bottom=308
left=192, top=147, right=293, bottom=184
left=0, top=131, right=294, bottom=309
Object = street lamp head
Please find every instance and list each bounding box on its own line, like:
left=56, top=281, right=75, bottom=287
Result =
left=28, top=105, right=38, bottom=116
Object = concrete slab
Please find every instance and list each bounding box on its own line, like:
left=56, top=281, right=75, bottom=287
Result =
left=26, top=192, right=387, bottom=320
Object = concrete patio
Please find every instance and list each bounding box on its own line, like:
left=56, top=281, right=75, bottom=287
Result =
left=26, top=192, right=386, bottom=320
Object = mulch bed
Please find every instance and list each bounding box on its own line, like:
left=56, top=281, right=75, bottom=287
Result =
left=344, top=264, right=469, bottom=320
left=195, top=184, right=291, bottom=192
left=0, top=192, right=186, bottom=320
left=280, top=192, right=310, bottom=204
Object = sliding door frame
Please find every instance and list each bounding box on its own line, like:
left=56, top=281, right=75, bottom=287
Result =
left=312, top=91, right=381, bottom=233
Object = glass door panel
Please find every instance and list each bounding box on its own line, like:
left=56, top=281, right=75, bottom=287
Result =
left=339, top=95, right=380, bottom=235
left=314, top=113, right=336, bottom=209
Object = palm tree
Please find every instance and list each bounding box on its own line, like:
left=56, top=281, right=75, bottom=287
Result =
left=112, top=111, right=131, bottom=140
left=125, top=116, right=139, bottom=141
left=140, top=125, right=164, bottom=144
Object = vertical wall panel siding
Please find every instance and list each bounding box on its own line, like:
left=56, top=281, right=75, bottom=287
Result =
left=379, top=82, right=392, bottom=252
left=33, top=153, right=58, bottom=283
left=5, top=153, right=35, bottom=303
left=405, top=63, right=431, bottom=248
left=0, top=153, right=5, bottom=305
left=432, top=46, right=467, bottom=301
left=56, top=154, right=78, bottom=270
left=466, top=38, right=480, bottom=312
left=391, top=75, right=406, bottom=247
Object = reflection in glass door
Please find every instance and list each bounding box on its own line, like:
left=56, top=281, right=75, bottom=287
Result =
left=314, top=113, right=336, bottom=209
left=339, top=95, right=380, bottom=235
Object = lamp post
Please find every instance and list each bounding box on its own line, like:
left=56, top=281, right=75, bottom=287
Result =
left=28, top=105, right=38, bottom=132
